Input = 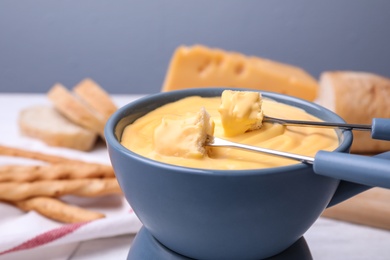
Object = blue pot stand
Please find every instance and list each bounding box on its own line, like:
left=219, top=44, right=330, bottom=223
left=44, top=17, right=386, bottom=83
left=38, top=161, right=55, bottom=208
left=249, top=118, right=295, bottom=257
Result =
left=128, top=226, right=313, bottom=260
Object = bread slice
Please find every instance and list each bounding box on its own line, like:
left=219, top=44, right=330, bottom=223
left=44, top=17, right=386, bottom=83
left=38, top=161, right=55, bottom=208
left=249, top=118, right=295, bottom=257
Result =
left=162, top=45, right=318, bottom=101
left=317, top=71, right=390, bottom=153
left=47, top=83, right=106, bottom=137
left=218, top=90, right=263, bottom=136
left=19, top=105, right=97, bottom=151
left=154, top=107, right=215, bottom=158
left=73, top=78, right=117, bottom=121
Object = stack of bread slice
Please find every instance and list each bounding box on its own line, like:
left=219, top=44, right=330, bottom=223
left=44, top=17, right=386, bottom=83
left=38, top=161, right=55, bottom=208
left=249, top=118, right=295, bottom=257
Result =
left=19, top=78, right=117, bottom=151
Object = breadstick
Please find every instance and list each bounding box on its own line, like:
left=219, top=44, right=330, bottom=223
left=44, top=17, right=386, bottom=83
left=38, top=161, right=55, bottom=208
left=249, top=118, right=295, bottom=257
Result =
left=0, top=163, right=115, bottom=182
left=0, top=178, right=121, bottom=201
left=15, top=196, right=105, bottom=223
left=0, top=145, right=80, bottom=164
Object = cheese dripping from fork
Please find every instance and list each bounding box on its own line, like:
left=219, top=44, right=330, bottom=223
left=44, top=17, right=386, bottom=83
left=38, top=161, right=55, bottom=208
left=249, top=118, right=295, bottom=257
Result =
left=154, top=107, right=215, bottom=158
left=218, top=90, right=264, bottom=137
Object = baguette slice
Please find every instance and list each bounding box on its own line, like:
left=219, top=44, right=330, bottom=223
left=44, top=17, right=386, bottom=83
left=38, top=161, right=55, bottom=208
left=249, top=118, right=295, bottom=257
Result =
left=317, top=71, right=390, bottom=153
left=73, top=78, right=117, bottom=121
left=19, top=105, right=97, bottom=151
left=47, top=83, right=106, bottom=137
left=154, top=107, right=214, bottom=158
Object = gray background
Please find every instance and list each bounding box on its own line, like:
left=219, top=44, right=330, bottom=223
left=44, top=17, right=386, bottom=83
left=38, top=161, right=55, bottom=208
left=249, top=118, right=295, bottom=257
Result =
left=1, top=0, right=389, bottom=94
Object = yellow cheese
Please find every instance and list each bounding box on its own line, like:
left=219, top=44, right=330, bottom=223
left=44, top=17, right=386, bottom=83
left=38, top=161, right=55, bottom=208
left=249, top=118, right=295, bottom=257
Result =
left=121, top=96, right=338, bottom=170
left=162, top=45, right=318, bottom=101
left=218, top=90, right=263, bottom=137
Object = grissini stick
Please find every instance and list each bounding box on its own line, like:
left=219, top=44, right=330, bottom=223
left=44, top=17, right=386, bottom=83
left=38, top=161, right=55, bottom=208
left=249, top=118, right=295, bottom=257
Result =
left=0, top=145, right=81, bottom=163
left=15, top=196, right=105, bottom=223
left=0, top=178, right=121, bottom=201
left=0, top=163, right=114, bottom=182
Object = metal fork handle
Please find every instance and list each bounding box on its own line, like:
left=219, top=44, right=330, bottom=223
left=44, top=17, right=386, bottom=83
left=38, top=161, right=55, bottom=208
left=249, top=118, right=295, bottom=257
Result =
left=263, top=116, right=371, bottom=131
left=206, top=136, right=315, bottom=164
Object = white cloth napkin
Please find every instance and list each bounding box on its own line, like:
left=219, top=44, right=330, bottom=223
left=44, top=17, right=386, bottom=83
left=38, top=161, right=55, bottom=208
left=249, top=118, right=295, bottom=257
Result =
left=0, top=141, right=142, bottom=259
left=0, top=203, right=142, bottom=258
left=0, top=94, right=145, bottom=259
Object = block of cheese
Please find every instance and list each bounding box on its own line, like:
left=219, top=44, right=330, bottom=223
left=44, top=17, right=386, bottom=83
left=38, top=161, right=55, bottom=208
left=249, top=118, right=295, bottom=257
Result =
left=218, top=90, right=263, bottom=137
left=317, top=71, right=390, bottom=153
left=162, top=45, right=318, bottom=101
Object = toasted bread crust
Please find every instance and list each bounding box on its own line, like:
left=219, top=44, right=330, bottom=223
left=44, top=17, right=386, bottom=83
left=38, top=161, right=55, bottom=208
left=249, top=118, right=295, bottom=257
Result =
left=319, top=71, right=390, bottom=153
left=73, top=78, right=117, bottom=121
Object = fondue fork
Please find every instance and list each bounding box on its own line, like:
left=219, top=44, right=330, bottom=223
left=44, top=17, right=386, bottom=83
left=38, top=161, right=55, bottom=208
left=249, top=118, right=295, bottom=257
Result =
left=206, top=135, right=315, bottom=164
left=263, top=116, right=390, bottom=141
left=205, top=135, right=390, bottom=189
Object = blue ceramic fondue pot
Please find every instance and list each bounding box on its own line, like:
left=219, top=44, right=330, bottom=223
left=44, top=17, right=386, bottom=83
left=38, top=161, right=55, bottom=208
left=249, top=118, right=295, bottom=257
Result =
left=105, top=88, right=390, bottom=260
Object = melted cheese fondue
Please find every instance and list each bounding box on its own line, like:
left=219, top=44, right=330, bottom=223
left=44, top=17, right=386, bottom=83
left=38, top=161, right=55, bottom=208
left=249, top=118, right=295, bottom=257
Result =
left=120, top=96, right=339, bottom=170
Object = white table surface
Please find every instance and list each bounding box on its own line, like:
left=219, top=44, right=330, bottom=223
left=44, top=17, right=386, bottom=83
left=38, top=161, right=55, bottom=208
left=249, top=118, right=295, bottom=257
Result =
left=0, top=93, right=389, bottom=260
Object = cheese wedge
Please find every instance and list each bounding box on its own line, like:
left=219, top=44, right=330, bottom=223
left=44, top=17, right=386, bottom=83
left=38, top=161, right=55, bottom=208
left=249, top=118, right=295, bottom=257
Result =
left=162, top=45, right=318, bottom=101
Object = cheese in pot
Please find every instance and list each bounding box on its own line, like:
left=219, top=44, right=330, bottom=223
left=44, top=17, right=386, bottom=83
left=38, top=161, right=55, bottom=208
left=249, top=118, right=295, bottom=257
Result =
left=120, top=96, right=339, bottom=170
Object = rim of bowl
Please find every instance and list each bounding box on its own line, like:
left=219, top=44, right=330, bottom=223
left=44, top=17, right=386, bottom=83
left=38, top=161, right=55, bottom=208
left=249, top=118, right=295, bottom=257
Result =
left=105, top=88, right=353, bottom=177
